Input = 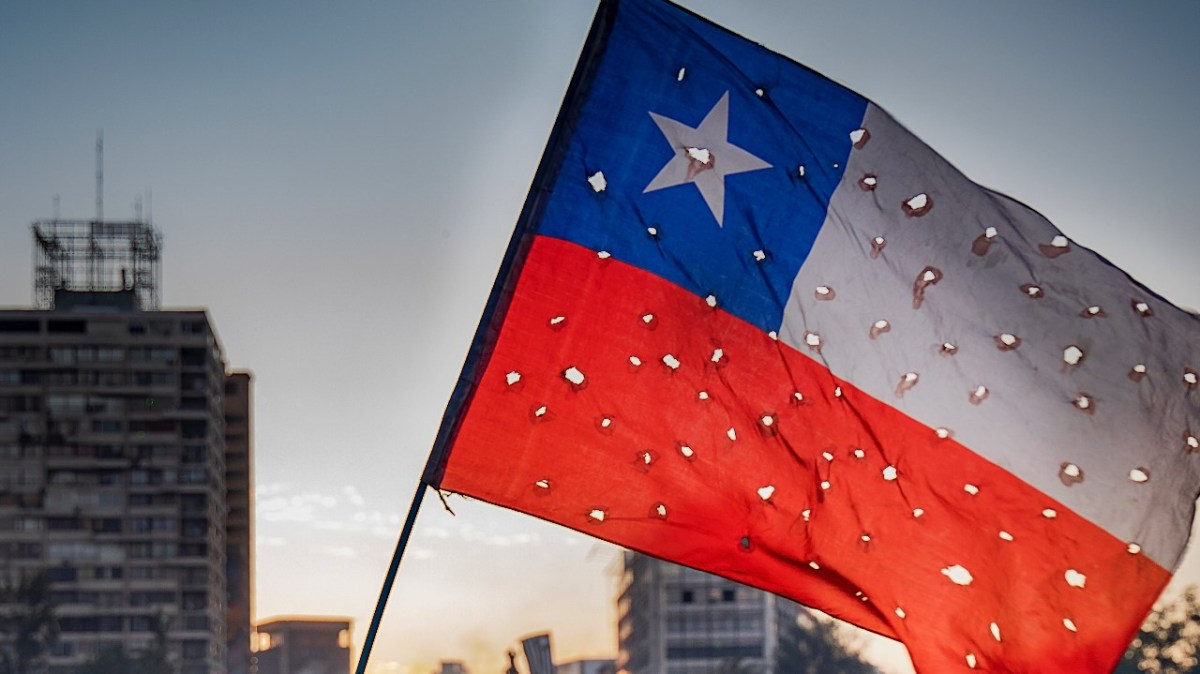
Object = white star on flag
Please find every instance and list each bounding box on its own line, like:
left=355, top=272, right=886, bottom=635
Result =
left=644, top=91, right=772, bottom=226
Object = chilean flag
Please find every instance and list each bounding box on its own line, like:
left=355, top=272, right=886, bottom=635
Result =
left=424, top=0, right=1200, bottom=671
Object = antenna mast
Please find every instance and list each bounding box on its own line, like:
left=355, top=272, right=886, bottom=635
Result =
left=95, top=130, right=103, bottom=221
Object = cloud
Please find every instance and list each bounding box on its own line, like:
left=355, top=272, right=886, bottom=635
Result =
left=343, top=485, right=367, bottom=507
left=259, top=491, right=344, bottom=523
left=457, top=523, right=541, bottom=547
left=321, top=545, right=357, bottom=558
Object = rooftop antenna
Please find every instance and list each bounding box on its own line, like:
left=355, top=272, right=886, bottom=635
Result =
left=134, top=195, right=143, bottom=222
left=146, top=188, right=153, bottom=225
left=52, top=194, right=60, bottom=221
left=95, top=129, right=103, bottom=221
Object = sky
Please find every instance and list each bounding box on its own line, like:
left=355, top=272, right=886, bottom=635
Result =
left=0, top=1, right=1198, bottom=673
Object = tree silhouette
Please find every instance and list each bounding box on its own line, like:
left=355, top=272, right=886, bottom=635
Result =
left=0, top=570, right=59, bottom=674
left=774, top=611, right=876, bottom=674
left=77, top=612, right=175, bottom=674
left=1117, top=587, right=1200, bottom=674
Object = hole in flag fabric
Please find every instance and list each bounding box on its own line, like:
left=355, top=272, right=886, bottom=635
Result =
left=902, top=193, right=932, bottom=217
left=804, top=331, right=822, bottom=353
left=1039, top=235, right=1070, bottom=258
left=870, top=235, right=886, bottom=258
left=912, top=266, right=943, bottom=309
left=995, top=333, right=1021, bottom=351
left=971, top=227, right=999, bottom=255
left=941, top=565, right=973, bottom=586
left=1059, top=462, right=1084, bottom=486
left=758, top=414, right=777, bottom=437
left=869, top=319, right=890, bottom=339
left=562, top=366, right=586, bottom=390
left=895, top=372, right=919, bottom=397
left=587, top=171, right=607, bottom=192
left=686, top=146, right=712, bottom=166
left=1063, top=345, right=1085, bottom=367
left=1073, top=393, right=1095, bottom=413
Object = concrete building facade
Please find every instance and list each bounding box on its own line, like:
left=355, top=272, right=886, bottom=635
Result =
left=0, top=307, right=231, bottom=674
left=255, top=618, right=352, bottom=674
left=617, top=553, right=800, bottom=674
left=556, top=658, right=616, bottom=674
left=225, top=371, right=254, bottom=674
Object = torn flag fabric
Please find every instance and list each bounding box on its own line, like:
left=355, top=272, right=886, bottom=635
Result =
left=424, top=0, right=1200, bottom=671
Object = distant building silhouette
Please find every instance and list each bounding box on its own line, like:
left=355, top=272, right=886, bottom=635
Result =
left=0, top=219, right=252, bottom=674
left=226, top=372, right=254, bottom=674
left=255, top=618, right=352, bottom=674
left=617, top=552, right=801, bottom=674
left=437, top=659, right=469, bottom=674
left=556, top=658, right=616, bottom=674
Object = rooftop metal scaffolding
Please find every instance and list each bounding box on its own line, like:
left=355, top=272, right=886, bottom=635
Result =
left=32, top=219, right=163, bottom=310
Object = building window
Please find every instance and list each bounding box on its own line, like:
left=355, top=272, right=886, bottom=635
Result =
left=47, top=319, right=86, bottom=334
left=0, top=320, right=39, bottom=333
left=181, top=320, right=207, bottom=336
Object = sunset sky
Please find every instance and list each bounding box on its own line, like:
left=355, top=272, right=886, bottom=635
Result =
left=1, top=2, right=1198, bottom=673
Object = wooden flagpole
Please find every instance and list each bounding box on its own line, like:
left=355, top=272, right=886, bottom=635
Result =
left=354, top=482, right=428, bottom=674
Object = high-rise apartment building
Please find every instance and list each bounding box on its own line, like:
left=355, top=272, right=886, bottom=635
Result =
left=0, top=308, right=229, bottom=673
left=0, top=218, right=249, bottom=674
left=617, top=553, right=800, bottom=674
left=225, top=371, right=253, bottom=674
